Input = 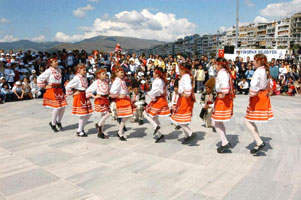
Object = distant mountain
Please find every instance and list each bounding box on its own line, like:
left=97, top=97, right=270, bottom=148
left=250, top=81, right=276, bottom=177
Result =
left=0, top=40, right=61, bottom=51
left=49, top=36, right=165, bottom=52
left=0, top=36, right=165, bottom=53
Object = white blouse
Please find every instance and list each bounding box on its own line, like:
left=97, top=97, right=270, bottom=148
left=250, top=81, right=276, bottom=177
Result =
left=147, top=78, right=165, bottom=100
left=37, top=67, right=62, bottom=87
left=249, top=66, right=267, bottom=97
left=215, top=68, right=230, bottom=94
left=65, top=74, right=88, bottom=95
left=179, top=74, right=192, bottom=96
left=110, top=77, right=129, bottom=97
left=86, top=79, right=109, bottom=98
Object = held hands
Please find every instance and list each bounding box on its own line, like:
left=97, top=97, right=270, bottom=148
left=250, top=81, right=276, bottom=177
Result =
left=93, top=94, right=102, bottom=99
left=45, top=85, right=52, bottom=89
left=217, top=93, right=225, bottom=99
left=73, top=91, right=80, bottom=96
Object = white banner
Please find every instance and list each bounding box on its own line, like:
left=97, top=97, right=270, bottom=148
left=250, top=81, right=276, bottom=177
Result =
left=224, top=49, right=288, bottom=61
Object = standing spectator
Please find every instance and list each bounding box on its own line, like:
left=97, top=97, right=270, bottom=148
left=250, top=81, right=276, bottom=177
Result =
left=195, top=65, right=205, bottom=93
left=269, top=59, right=279, bottom=80
left=4, top=63, right=15, bottom=87
left=279, top=64, right=288, bottom=79
left=245, top=64, right=254, bottom=86
left=208, top=58, right=216, bottom=78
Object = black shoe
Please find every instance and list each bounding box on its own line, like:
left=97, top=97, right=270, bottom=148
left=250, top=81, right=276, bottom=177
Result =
left=154, top=125, right=161, bottom=135
left=155, top=135, right=164, bottom=143
left=77, top=131, right=88, bottom=137
left=217, top=143, right=231, bottom=153
left=175, top=125, right=181, bottom=130
left=120, top=136, right=127, bottom=141
left=97, top=132, right=109, bottom=139
left=49, top=122, right=59, bottom=132
left=182, top=132, right=196, bottom=144
left=212, top=127, right=217, bottom=133
left=139, top=120, right=144, bottom=125
left=56, top=122, right=64, bottom=131
left=95, top=123, right=102, bottom=134
left=250, top=142, right=266, bottom=154
left=123, top=126, right=127, bottom=132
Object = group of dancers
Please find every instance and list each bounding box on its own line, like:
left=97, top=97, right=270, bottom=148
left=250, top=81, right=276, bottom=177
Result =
left=37, top=53, right=274, bottom=154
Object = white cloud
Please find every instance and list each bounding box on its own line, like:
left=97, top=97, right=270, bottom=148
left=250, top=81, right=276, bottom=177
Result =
left=0, top=18, right=9, bottom=23
left=88, top=0, right=99, bottom=2
left=0, top=35, right=18, bottom=42
left=54, top=32, right=84, bottom=42
left=253, top=16, right=269, bottom=24
left=245, top=0, right=255, bottom=7
left=73, top=4, right=94, bottom=18
left=55, top=9, right=196, bottom=42
left=218, top=26, right=227, bottom=33
left=260, top=0, right=301, bottom=18
left=31, top=35, right=46, bottom=42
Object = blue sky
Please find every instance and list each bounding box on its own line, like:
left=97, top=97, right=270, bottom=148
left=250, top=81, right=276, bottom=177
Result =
left=0, top=0, right=299, bottom=42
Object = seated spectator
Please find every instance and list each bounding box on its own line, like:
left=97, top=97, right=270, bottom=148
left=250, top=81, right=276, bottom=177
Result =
left=238, top=78, right=249, bottom=95
left=12, top=81, right=24, bottom=101
left=274, top=80, right=281, bottom=95
left=30, top=77, right=41, bottom=99
left=287, top=82, right=296, bottom=96
left=22, top=77, right=33, bottom=100
left=1, top=83, right=14, bottom=102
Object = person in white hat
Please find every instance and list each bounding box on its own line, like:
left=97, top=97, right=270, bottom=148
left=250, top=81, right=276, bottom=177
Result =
left=66, top=51, right=75, bottom=67
left=29, top=69, right=36, bottom=82
left=12, top=81, right=24, bottom=100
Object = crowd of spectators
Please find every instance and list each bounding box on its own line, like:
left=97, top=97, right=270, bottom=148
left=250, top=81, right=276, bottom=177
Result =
left=0, top=46, right=300, bottom=104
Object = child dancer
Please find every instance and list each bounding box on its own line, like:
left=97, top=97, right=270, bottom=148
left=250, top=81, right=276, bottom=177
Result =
left=245, top=54, right=273, bottom=154
left=37, top=58, right=67, bottom=132
left=65, top=64, right=93, bottom=137
left=211, top=57, right=235, bottom=153
left=130, top=79, right=146, bottom=125
left=170, top=79, right=180, bottom=130
left=110, top=67, right=133, bottom=141
left=170, top=64, right=196, bottom=144
left=200, top=78, right=216, bottom=131
left=86, top=68, right=110, bottom=139
left=144, top=68, right=171, bottom=143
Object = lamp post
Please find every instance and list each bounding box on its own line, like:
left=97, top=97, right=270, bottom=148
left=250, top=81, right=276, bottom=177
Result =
left=235, top=0, right=239, bottom=49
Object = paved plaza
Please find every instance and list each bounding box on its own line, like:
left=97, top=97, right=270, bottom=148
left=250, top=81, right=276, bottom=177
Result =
left=0, top=95, right=301, bottom=200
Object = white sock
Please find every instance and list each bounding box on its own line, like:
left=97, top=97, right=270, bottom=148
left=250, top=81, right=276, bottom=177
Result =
left=180, top=124, right=192, bottom=138
left=78, top=116, right=85, bottom=132
left=99, top=112, right=110, bottom=133
left=52, top=109, right=59, bottom=125
left=245, top=120, right=263, bottom=146
left=83, top=114, right=92, bottom=130
left=213, top=121, right=229, bottom=146
left=118, top=117, right=129, bottom=137
left=57, top=107, right=65, bottom=123
left=143, top=111, right=158, bottom=128
left=153, top=116, right=163, bottom=136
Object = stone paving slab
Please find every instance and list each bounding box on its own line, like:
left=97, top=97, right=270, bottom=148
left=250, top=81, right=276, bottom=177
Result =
left=0, top=95, right=301, bottom=199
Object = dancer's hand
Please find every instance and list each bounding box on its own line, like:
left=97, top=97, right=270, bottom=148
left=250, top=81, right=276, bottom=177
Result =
left=73, top=91, right=80, bottom=96
left=217, top=94, right=225, bottom=99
